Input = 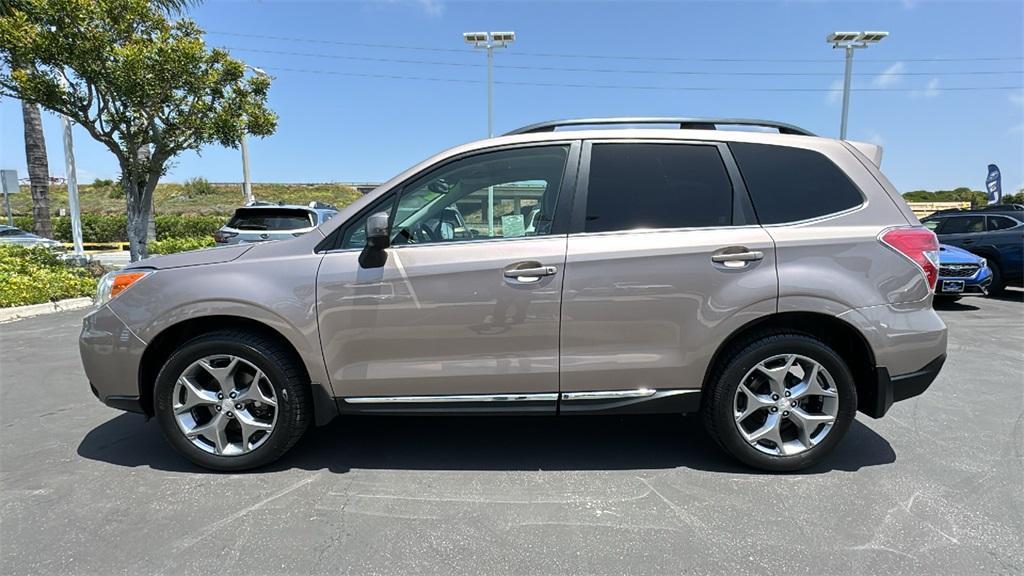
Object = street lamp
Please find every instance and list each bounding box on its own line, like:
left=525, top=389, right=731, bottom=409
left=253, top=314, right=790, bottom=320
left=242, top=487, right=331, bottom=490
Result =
left=463, top=31, right=515, bottom=137
left=827, top=31, right=888, bottom=140
left=240, top=65, right=268, bottom=205
left=463, top=31, right=515, bottom=237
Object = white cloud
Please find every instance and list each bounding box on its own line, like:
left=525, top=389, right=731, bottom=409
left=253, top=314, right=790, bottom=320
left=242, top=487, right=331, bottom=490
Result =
left=911, top=78, right=940, bottom=99
left=414, top=0, right=443, bottom=16
left=826, top=78, right=844, bottom=105
left=872, top=62, right=906, bottom=88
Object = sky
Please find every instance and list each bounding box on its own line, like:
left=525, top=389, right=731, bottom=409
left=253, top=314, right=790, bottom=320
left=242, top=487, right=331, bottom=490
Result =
left=1, top=0, right=1022, bottom=194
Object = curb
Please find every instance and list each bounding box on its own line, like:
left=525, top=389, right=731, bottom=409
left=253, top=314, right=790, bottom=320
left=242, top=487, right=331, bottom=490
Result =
left=0, top=297, right=94, bottom=324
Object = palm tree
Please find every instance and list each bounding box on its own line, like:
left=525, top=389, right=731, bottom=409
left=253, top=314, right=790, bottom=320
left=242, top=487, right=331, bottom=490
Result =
left=20, top=100, right=52, bottom=238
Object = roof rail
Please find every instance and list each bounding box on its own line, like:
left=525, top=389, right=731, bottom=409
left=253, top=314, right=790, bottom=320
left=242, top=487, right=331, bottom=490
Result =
left=504, top=117, right=815, bottom=137
left=977, top=204, right=1024, bottom=212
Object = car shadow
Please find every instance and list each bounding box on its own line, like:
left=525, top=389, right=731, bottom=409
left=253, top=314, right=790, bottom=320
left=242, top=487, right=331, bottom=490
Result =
left=933, top=299, right=981, bottom=311
left=77, top=412, right=895, bottom=476
left=986, top=289, right=1024, bottom=303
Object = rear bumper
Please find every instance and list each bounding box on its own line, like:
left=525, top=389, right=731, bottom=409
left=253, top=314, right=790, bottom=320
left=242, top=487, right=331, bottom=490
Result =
left=861, top=354, right=946, bottom=418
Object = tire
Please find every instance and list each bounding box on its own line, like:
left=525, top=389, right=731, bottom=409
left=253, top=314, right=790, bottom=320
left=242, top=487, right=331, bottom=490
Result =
left=703, top=332, right=857, bottom=472
left=154, top=330, right=311, bottom=471
left=987, top=261, right=1005, bottom=296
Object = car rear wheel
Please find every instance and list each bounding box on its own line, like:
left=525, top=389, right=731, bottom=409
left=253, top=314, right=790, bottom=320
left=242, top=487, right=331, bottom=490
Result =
left=703, top=332, right=857, bottom=472
left=154, top=330, right=311, bottom=471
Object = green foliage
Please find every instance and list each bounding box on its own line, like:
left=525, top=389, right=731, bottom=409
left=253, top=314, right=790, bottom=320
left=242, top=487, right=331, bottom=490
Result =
left=182, top=176, right=215, bottom=197
left=149, top=236, right=215, bottom=255
left=1001, top=191, right=1024, bottom=205
left=153, top=214, right=225, bottom=239
left=0, top=245, right=97, bottom=307
left=902, top=188, right=989, bottom=207
left=92, top=177, right=123, bottom=199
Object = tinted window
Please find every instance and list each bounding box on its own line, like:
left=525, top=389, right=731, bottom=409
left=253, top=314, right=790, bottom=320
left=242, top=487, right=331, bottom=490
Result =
left=585, top=143, right=732, bottom=232
left=228, top=208, right=314, bottom=231
left=987, top=215, right=1019, bottom=231
left=730, top=143, right=863, bottom=224
left=939, top=216, right=984, bottom=234
left=921, top=218, right=941, bottom=231
left=391, top=145, right=569, bottom=245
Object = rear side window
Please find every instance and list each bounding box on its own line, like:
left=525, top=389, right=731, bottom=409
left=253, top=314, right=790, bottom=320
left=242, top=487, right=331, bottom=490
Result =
left=939, top=216, right=984, bottom=234
left=987, top=215, right=1019, bottom=231
left=730, top=143, right=864, bottom=224
left=584, top=143, right=733, bottom=232
left=227, top=208, right=315, bottom=231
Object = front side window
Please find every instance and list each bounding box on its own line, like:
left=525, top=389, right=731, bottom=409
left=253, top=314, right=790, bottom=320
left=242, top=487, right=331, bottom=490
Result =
left=939, top=216, right=984, bottom=234
left=730, top=142, right=864, bottom=224
left=584, top=143, right=733, bottom=233
left=390, top=145, right=570, bottom=245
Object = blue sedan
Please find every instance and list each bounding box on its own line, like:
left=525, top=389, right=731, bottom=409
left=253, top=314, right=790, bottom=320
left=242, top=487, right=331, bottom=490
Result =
left=935, top=244, right=992, bottom=299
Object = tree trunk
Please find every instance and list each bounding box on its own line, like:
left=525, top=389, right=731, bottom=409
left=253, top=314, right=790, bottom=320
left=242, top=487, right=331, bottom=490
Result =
left=21, top=101, right=52, bottom=238
left=137, top=144, right=157, bottom=242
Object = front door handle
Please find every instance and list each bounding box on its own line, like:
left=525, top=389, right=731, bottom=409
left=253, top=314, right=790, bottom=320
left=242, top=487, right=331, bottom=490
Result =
left=711, top=249, right=764, bottom=268
left=503, top=262, right=557, bottom=282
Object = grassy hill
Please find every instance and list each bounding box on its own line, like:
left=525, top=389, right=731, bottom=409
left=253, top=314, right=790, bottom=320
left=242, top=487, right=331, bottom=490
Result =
left=8, top=181, right=363, bottom=216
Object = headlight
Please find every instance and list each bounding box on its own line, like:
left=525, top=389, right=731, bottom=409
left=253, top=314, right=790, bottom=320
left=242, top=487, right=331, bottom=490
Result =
left=980, top=258, right=987, bottom=268
left=96, top=270, right=152, bottom=307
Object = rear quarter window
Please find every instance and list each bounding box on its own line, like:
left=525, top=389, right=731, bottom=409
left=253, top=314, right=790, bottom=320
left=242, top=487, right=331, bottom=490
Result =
left=730, top=142, right=864, bottom=224
left=227, top=208, right=315, bottom=231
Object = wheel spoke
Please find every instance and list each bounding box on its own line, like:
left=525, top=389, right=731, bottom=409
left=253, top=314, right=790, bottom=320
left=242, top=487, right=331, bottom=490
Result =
left=744, top=412, right=783, bottom=447
left=186, top=413, right=231, bottom=454
left=198, top=356, right=240, bottom=395
left=791, top=363, right=837, bottom=400
left=236, top=409, right=273, bottom=446
left=788, top=407, right=835, bottom=448
left=174, top=376, right=218, bottom=414
left=234, top=369, right=277, bottom=407
left=735, top=382, right=773, bottom=422
left=755, top=354, right=796, bottom=397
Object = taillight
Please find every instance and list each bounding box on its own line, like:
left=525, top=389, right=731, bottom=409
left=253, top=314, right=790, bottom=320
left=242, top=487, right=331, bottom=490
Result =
left=880, top=226, right=940, bottom=291
left=214, top=231, right=237, bottom=244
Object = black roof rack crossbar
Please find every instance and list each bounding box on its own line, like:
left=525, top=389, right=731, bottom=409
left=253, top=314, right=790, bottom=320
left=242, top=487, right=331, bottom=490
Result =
left=504, top=117, right=815, bottom=137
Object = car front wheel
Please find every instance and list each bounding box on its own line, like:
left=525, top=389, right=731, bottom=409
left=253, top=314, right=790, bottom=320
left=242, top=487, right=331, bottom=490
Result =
left=703, top=332, right=857, bottom=472
left=154, top=330, right=311, bottom=471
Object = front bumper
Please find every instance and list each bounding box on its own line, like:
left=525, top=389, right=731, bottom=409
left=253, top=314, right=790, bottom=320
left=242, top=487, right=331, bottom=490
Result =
left=80, top=305, right=147, bottom=412
left=936, top=266, right=993, bottom=296
left=862, top=354, right=946, bottom=418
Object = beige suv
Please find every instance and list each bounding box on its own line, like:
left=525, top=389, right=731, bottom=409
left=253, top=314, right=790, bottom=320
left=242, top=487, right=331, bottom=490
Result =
left=80, top=118, right=948, bottom=472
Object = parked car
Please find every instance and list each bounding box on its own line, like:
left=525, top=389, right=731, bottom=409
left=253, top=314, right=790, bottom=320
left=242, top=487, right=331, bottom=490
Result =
left=921, top=206, right=1023, bottom=295
left=81, top=117, right=948, bottom=472
left=935, top=244, right=992, bottom=300
left=213, top=201, right=337, bottom=245
left=0, top=225, right=62, bottom=250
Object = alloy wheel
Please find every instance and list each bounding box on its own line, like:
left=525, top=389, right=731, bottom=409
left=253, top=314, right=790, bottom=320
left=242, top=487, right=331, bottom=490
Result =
left=733, top=353, right=839, bottom=456
left=171, top=354, right=278, bottom=456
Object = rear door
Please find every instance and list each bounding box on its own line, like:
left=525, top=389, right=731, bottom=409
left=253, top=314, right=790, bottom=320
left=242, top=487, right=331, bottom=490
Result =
left=317, top=143, right=579, bottom=409
left=558, top=140, right=777, bottom=403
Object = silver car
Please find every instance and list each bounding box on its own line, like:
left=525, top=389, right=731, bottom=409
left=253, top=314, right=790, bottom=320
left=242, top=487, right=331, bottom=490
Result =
left=0, top=224, right=62, bottom=249
left=81, top=118, right=947, bottom=472
left=213, top=202, right=337, bottom=245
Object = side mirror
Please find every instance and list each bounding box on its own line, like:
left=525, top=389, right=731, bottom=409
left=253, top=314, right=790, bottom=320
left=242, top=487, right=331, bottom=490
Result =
left=359, top=212, right=391, bottom=269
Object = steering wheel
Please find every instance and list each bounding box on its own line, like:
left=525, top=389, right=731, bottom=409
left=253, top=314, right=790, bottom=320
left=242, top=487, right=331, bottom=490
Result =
left=399, top=221, right=438, bottom=244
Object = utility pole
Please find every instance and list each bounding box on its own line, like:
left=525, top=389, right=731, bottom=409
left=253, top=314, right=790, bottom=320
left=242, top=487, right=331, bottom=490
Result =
left=464, top=31, right=515, bottom=236
left=826, top=31, right=888, bottom=140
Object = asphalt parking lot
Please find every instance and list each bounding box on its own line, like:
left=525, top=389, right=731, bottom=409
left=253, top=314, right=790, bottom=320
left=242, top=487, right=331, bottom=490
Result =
left=1, top=292, right=1021, bottom=575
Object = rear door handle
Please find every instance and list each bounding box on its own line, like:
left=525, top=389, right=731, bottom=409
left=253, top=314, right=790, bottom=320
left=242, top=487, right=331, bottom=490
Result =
left=711, top=250, right=764, bottom=263
left=503, top=262, right=557, bottom=282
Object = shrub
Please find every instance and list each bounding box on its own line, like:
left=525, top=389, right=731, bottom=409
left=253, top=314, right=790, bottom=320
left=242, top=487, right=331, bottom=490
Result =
left=149, top=236, right=216, bottom=255
left=0, top=245, right=97, bottom=307
left=154, top=215, right=226, bottom=240
left=183, top=177, right=216, bottom=197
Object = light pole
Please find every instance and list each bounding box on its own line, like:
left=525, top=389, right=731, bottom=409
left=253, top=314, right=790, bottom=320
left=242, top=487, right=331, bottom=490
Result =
left=463, top=31, right=514, bottom=236
left=463, top=31, right=515, bottom=138
left=240, top=65, right=268, bottom=205
left=827, top=31, right=888, bottom=140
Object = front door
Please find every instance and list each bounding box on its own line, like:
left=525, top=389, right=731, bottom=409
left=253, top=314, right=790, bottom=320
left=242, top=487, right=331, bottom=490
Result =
left=559, top=141, right=778, bottom=401
left=317, top=143, right=579, bottom=411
